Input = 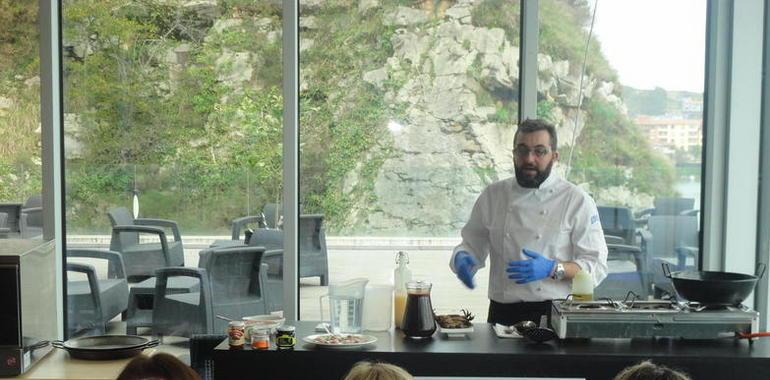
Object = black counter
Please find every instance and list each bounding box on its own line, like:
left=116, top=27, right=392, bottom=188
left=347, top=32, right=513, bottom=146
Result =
left=212, top=321, right=770, bottom=379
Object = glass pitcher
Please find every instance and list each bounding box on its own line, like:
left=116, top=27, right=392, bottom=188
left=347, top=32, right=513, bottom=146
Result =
left=320, top=278, right=368, bottom=334
left=401, top=281, right=436, bottom=339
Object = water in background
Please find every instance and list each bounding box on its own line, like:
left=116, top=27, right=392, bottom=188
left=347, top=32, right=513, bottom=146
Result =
left=676, top=177, right=701, bottom=209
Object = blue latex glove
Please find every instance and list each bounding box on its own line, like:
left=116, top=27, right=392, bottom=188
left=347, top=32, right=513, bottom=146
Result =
left=454, top=251, right=479, bottom=289
left=506, top=248, right=556, bottom=284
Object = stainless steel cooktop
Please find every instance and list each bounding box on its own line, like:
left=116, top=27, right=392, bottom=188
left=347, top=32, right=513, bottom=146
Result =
left=551, top=299, right=759, bottom=339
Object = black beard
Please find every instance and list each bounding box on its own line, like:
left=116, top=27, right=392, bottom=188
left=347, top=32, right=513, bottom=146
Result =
left=515, top=161, right=553, bottom=188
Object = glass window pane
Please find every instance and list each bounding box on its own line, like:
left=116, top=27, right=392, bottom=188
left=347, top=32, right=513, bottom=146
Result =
left=299, top=1, right=521, bottom=323
left=0, top=1, right=42, bottom=241
left=62, top=0, right=283, bottom=338
left=538, top=0, right=706, bottom=300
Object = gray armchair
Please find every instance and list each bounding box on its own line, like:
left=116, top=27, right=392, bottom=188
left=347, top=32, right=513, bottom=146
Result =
left=248, top=214, right=329, bottom=286
left=151, top=246, right=269, bottom=337
left=594, top=243, right=649, bottom=300
left=247, top=229, right=284, bottom=312
left=298, top=214, right=329, bottom=286
left=66, top=249, right=129, bottom=337
left=640, top=214, right=699, bottom=298
left=262, top=203, right=282, bottom=229
left=108, top=207, right=185, bottom=282
left=597, top=206, right=636, bottom=245
left=0, top=212, right=9, bottom=238
left=20, top=194, right=43, bottom=239
left=209, top=214, right=267, bottom=248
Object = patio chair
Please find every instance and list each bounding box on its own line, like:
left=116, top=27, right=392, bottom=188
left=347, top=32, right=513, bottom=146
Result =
left=247, top=229, right=284, bottom=312
left=654, top=197, right=696, bottom=216
left=597, top=206, right=636, bottom=245
left=151, top=246, right=269, bottom=337
left=635, top=197, right=698, bottom=224
left=0, top=212, right=9, bottom=238
left=298, top=214, right=330, bottom=286
left=209, top=214, right=267, bottom=248
left=19, top=194, right=43, bottom=239
left=248, top=214, right=329, bottom=286
left=108, top=207, right=185, bottom=282
left=66, top=249, right=129, bottom=337
left=640, top=214, right=699, bottom=298
left=594, top=243, right=649, bottom=300
left=262, top=203, right=282, bottom=229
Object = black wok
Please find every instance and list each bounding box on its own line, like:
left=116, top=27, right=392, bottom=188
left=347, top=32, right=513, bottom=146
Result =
left=662, top=263, right=766, bottom=305
left=52, top=335, right=159, bottom=360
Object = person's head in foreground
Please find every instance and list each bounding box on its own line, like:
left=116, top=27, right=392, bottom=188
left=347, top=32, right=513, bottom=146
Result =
left=613, top=360, right=692, bottom=380
left=343, top=360, right=414, bottom=380
left=117, top=353, right=201, bottom=380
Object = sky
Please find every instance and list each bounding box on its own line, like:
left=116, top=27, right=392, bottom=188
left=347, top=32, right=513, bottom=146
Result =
left=589, top=0, right=708, bottom=93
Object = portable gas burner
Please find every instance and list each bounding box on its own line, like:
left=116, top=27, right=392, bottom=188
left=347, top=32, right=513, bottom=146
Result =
left=550, top=298, right=759, bottom=339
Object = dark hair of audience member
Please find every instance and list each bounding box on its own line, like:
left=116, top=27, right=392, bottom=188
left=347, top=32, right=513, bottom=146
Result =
left=613, top=360, right=692, bottom=380
left=343, top=360, right=414, bottom=380
left=117, top=353, right=201, bottom=380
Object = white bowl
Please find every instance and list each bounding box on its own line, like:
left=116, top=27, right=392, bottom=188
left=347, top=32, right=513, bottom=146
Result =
left=242, top=314, right=285, bottom=331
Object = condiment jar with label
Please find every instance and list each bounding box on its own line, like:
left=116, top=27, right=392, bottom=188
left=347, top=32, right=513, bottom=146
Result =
left=275, top=325, right=296, bottom=350
left=228, top=321, right=246, bottom=349
left=251, top=328, right=270, bottom=350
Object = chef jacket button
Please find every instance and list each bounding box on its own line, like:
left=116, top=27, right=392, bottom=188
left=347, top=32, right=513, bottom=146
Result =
left=549, top=189, right=554, bottom=193
left=537, top=287, right=542, bottom=291
left=506, top=232, right=511, bottom=238
left=540, top=210, right=547, bottom=215
left=536, top=234, right=542, bottom=240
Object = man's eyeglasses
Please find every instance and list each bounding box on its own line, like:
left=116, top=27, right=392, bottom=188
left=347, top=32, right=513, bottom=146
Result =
left=513, top=146, right=551, bottom=159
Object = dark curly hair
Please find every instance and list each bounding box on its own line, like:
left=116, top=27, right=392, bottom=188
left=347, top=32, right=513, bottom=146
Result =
left=117, top=353, right=201, bottom=380
left=514, top=118, right=558, bottom=151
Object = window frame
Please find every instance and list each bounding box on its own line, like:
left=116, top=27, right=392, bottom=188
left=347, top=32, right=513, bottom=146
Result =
left=39, top=0, right=768, bottom=332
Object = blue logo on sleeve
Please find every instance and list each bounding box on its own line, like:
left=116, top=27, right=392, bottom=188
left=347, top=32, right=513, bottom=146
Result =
left=591, top=214, right=599, bottom=225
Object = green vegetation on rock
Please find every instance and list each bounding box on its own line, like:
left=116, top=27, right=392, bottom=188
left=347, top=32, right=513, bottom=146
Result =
left=1, top=0, right=680, bottom=234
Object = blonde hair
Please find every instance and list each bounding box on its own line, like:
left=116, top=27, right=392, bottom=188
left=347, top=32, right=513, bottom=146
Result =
left=613, top=360, right=692, bottom=380
left=343, top=361, right=414, bottom=380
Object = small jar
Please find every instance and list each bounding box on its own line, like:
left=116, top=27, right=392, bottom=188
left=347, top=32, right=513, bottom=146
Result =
left=251, top=329, right=270, bottom=350
left=275, top=325, right=296, bottom=350
left=228, top=321, right=246, bottom=349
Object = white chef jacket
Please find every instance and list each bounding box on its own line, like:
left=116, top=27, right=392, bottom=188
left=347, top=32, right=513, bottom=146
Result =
left=450, top=173, right=608, bottom=303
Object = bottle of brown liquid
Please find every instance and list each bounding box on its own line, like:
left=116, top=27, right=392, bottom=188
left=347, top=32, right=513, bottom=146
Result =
left=401, top=281, right=436, bottom=339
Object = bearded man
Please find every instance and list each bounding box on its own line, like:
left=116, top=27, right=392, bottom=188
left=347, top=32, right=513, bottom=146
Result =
left=449, top=118, right=608, bottom=325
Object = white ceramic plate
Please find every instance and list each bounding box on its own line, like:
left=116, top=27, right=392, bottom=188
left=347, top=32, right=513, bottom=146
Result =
left=303, top=334, right=377, bottom=348
left=438, top=325, right=474, bottom=337
left=492, top=323, right=523, bottom=339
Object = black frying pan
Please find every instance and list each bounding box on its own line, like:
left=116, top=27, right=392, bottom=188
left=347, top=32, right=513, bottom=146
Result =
left=52, top=335, right=159, bottom=360
left=663, top=263, right=766, bottom=305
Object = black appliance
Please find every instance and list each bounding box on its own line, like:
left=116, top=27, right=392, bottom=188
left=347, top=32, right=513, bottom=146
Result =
left=0, top=240, right=56, bottom=377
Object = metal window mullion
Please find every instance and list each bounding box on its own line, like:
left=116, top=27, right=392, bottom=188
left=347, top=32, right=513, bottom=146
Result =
left=755, top=0, right=770, bottom=330
left=39, top=0, right=65, bottom=339
left=519, top=0, right=538, bottom=122
left=723, top=0, right=763, bottom=280
left=700, top=0, right=732, bottom=272
left=282, top=0, right=299, bottom=323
